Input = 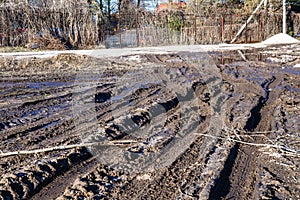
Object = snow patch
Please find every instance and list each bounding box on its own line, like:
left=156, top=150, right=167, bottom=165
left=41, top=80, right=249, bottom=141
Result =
left=262, top=33, right=300, bottom=45
left=136, top=173, right=152, bottom=180
left=294, top=64, right=300, bottom=68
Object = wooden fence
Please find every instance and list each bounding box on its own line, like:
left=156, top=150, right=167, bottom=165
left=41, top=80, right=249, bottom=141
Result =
left=0, top=3, right=299, bottom=49
left=107, top=11, right=300, bottom=48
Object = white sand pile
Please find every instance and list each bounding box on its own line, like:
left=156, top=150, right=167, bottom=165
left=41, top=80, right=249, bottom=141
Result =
left=262, top=33, right=300, bottom=45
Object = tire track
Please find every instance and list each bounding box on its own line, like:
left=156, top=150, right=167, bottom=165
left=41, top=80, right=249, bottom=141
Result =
left=209, top=75, right=277, bottom=199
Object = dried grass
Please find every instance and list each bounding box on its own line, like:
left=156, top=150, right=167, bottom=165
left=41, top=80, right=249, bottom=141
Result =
left=0, top=2, right=97, bottom=49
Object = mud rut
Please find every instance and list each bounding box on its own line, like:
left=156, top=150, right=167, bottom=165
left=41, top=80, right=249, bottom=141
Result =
left=0, top=45, right=299, bottom=200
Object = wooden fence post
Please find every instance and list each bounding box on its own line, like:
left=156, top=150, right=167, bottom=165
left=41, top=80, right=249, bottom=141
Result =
left=118, top=2, right=122, bottom=49
left=194, top=15, right=197, bottom=44
left=136, top=11, right=139, bottom=47
left=222, top=16, right=225, bottom=42
left=230, top=14, right=233, bottom=42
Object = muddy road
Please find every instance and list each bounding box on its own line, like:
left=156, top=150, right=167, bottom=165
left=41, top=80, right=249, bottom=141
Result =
left=0, top=45, right=299, bottom=200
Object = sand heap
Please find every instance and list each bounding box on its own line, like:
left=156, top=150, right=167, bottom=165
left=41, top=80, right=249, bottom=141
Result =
left=262, top=33, right=300, bottom=45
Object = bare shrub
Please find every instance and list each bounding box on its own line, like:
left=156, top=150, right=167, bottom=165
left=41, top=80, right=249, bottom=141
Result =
left=0, top=1, right=97, bottom=49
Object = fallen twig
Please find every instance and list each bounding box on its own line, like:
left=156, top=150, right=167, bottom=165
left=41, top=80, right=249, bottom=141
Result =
left=237, top=50, right=248, bottom=62
left=194, top=132, right=300, bottom=155
left=0, top=140, right=138, bottom=158
left=235, top=128, right=276, bottom=134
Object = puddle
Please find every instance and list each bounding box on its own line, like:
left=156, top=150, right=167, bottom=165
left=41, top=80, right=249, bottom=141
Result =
left=281, top=67, right=300, bottom=76
left=2, top=81, right=72, bottom=89
left=283, top=85, right=300, bottom=93
left=42, top=120, right=60, bottom=129
left=22, top=103, right=70, bottom=118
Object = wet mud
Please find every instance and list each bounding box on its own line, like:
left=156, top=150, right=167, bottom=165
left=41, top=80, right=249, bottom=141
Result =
left=0, top=45, right=299, bottom=199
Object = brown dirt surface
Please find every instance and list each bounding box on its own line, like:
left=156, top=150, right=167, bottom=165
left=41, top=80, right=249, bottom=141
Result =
left=0, top=44, right=299, bottom=200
